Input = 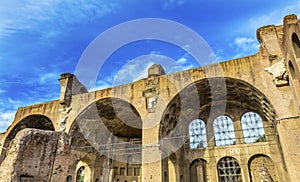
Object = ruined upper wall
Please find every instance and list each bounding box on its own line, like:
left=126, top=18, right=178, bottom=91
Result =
left=257, top=24, right=284, bottom=58
left=282, top=14, right=300, bottom=113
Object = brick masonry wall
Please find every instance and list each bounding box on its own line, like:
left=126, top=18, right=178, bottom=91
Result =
left=0, top=129, right=70, bottom=182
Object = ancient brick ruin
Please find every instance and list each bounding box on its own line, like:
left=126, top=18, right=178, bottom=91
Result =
left=0, top=14, right=300, bottom=182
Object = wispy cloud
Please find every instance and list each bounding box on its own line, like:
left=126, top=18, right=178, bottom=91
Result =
left=94, top=80, right=111, bottom=91
left=0, top=89, right=5, bottom=94
left=232, top=36, right=259, bottom=58
left=231, top=2, right=300, bottom=59
left=0, top=73, right=71, bottom=132
left=174, top=54, right=196, bottom=70
left=244, top=1, right=300, bottom=34
left=177, top=57, right=187, bottom=64
left=39, top=72, right=60, bottom=85
left=0, top=110, right=15, bottom=130
left=112, top=53, right=197, bottom=86
left=113, top=59, right=154, bottom=86
left=93, top=53, right=198, bottom=89
left=228, top=1, right=300, bottom=59
left=0, top=98, right=24, bottom=132
left=0, top=0, right=118, bottom=39
left=163, top=0, right=185, bottom=10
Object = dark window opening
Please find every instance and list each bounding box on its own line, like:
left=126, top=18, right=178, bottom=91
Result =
left=292, top=33, right=300, bottom=58
left=76, top=166, right=85, bottom=182
left=289, top=61, right=297, bottom=79
left=66, top=175, right=72, bottom=182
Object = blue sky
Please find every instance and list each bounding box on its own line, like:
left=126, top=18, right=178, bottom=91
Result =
left=0, top=0, right=300, bottom=132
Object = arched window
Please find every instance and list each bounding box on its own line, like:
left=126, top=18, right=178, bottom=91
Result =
left=217, top=157, right=242, bottom=181
left=189, top=119, right=207, bottom=149
left=292, top=33, right=300, bottom=58
left=76, top=166, right=85, bottom=182
left=168, top=157, right=176, bottom=182
left=127, top=155, right=133, bottom=176
left=213, top=116, right=236, bottom=146
left=241, top=112, right=265, bottom=144
left=190, top=159, right=207, bottom=182
left=248, top=155, right=279, bottom=182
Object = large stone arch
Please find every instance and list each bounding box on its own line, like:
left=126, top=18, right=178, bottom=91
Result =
left=68, top=97, right=143, bottom=182
left=158, top=77, right=277, bottom=152
left=69, top=97, right=142, bottom=145
left=0, top=114, right=54, bottom=163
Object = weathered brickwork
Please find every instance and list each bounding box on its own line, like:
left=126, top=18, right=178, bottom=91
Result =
left=0, top=129, right=70, bottom=182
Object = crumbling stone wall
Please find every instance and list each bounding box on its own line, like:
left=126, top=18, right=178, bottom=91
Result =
left=0, top=129, right=70, bottom=182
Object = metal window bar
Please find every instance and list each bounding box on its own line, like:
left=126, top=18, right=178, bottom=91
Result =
left=241, top=112, right=266, bottom=143
left=213, top=116, right=236, bottom=146
left=189, top=119, right=208, bottom=149
left=218, top=157, right=241, bottom=182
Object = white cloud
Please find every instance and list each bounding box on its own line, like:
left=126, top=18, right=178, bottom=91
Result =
left=228, top=36, right=260, bottom=59
left=177, top=57, right=187, bottom=64
left=234, top=37, right=259, bottom=53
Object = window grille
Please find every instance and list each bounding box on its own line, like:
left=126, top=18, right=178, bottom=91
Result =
left=241, top=112, right=265, bottom=143
left=213, top=116, right=236, bottom=146
left=217, top=157, right=242, bottom=182
left=189, top=119, right=207, bottom=149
